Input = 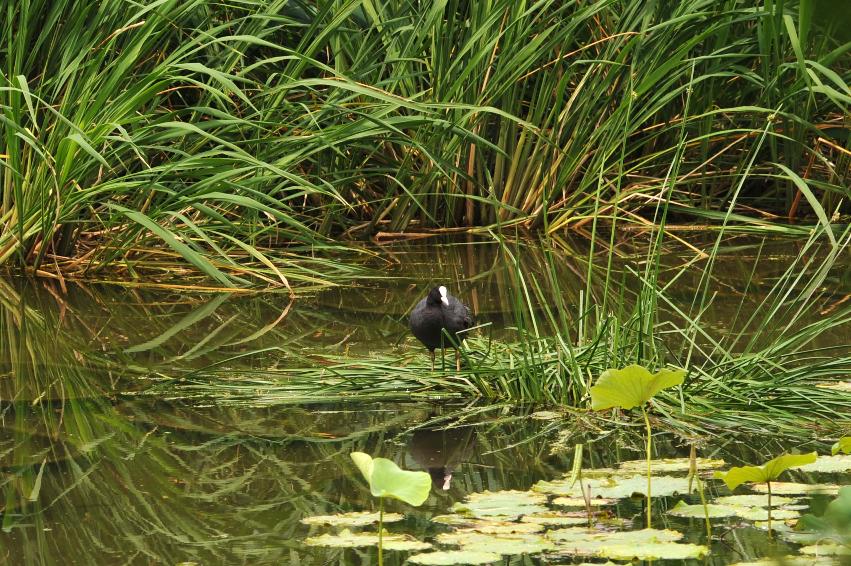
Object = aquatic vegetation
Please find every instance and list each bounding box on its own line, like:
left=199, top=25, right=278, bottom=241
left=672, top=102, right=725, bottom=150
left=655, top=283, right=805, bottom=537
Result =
left=715, top=495, right=800, bottom=508
left=435, top=531, right=554, bottom=555
left=833, top=437, right=851, bottom=455
left=451, top=490, right=548, bottom=520
left=547, top=527, right=709, bottom=560
left=797, top=486, right=851, bottom=548
left=305, top=528, right=431, bottom=550
left=534, top=473, right=693, bottom=500
left=714, top=452, right=818, bottom=534
left=617, top=457, right=726, bottom=474
left=590, top=364, right=686, bottom=527
left=408, top=550, right=501, bottom=565
left=300, top=511, right=404, bottom=527
left=350, top=452, right=432, bottom=564
left=750, top=482, right=841, bottom=496
left=794, top=455, right=851, bottom=473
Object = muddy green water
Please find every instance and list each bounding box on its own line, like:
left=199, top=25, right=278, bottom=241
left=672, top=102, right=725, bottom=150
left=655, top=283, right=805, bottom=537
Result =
left=1, top=236, right=849, bottom=564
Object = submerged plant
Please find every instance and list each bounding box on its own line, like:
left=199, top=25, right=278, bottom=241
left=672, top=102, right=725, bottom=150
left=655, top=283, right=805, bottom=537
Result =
left=590, top=364, right=686, bottom=528
left=714, top=452, right=817, bottom=535
left=350, top=452, right=431, bottom=565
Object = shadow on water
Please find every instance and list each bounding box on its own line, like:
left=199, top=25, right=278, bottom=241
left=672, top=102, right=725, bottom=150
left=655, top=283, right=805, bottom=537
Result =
left=0, top=235, right=849, bottom=564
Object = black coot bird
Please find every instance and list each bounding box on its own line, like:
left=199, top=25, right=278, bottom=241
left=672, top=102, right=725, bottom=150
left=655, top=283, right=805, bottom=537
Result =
left=410, top=286, right=473, bottom=371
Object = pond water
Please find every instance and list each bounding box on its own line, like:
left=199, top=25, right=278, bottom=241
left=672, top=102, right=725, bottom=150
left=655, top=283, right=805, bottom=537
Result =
left=1, top=235, right=849, bottom=564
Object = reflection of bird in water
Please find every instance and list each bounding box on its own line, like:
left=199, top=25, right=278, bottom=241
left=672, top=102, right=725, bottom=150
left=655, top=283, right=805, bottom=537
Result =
left=408, top=426, right=476, bottom=491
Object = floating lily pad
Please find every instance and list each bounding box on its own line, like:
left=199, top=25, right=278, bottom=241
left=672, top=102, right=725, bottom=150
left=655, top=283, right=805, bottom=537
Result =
left=618, top=457, right=726, bottom=474
left=300, top=511, right=404, bottom=527
left=601, top=542, right=710, bottom=560
left=433, top=514, right=477, bottom=526
left=447, top=520, right=544, bottom=535
left=750, top=482, right=840, bottom=495
left=799, top=543, right=851, bottom=556
left=452, top=490, right=548, bottom=519
left=552, top=496, right=617, bottom=507
left=793, top=455, right=851, bottom=473
left=534, top=474, right=692, bottom=499
left=408, top=550, right=501, bottom=565
left=573, top=468, right=620, bottom=479
left=305, top=528, right=431, bottom=550
left=520, top=511, right=590, bottom=526
left=668, top=501, right=740, bottom=518
left=715, top=495, right=800, bottom=507
left=436, top=531, right=555, bottom=555
left=733, top=507, right=801, bottom=521
left=730, top=557, right=837, bottom=566
left=547, top=527, right=707, bottom=560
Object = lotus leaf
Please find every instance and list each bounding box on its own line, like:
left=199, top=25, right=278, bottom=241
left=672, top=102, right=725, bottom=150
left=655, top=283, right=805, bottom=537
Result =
left=799, top=543, right=851, bottom=556
left=408, top=550, right=501, bottom=565
left=432, top=514, right=478, bottom=526
left=547, top=527, right=707, bottom=560
left=300, top=511, right=404, bottom=527
left=452, top=490, right=548, bottom=519
left=833, top=437, right=851, bottom=455
left=668, top=501, right=740, bottom=518
left=733, top=507, right=801, bottom=521
left=571, top=468, right=620, bottom=479
left=534, top=474, right=692, bottom=499
left=551, top=496, right=616, bottom=507
left=589, top=365, right=685, bottom=410
left=600, top=542, right=710, bottom=560
left=715, top=495, right=800, bottom=507
left=730, top=557, right=836, bottom=566
left=305, top=528, right=431, bottom=550
left=350, top=452, right=431, bottom=506
left=793, top=455, right=851, bottom=473
left=436, top=531, right=555, bottom=555
left=618, top=457, right=726, bottom=474
left=714, top=453, right=817, bottom=490
left=520, top=511, right=590, bottom=526
left=448, top=520, right=544, bottom=535
left=750, top=482, right=840, bottom=495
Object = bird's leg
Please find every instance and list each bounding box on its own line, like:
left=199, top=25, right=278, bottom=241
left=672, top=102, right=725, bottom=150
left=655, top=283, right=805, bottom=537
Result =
left=441, top=346, right=446, bottom=371
left=455, top=349, right=461, bottom=372
left=430, top=350, right=435, bottom=372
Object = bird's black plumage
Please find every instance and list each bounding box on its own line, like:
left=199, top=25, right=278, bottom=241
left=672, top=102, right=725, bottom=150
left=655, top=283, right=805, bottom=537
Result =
left=410, top=286, right=474, bottom=370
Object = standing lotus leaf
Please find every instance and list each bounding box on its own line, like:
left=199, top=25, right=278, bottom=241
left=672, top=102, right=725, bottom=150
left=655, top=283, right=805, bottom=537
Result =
left=714, top=452, right=817, bottom=536
left=714, top=453, right=817, bottom=491
left=832, top=437, right=851, bottom=455
left=351, top=452, right=431, bottom=506
left=588, top=364, right=686, bottom=529
left=590, top=365, right=686, bottom=410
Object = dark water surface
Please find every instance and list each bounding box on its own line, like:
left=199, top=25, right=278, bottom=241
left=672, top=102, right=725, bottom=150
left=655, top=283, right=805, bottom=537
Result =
left=1, top=235, right=849, bottom=564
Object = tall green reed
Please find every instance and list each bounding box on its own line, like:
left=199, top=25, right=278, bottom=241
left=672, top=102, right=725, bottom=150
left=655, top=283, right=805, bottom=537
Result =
left=1, top=1, right=847, bottom=287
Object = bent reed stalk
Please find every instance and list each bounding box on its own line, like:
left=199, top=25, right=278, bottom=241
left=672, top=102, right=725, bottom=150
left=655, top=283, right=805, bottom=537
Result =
left=0, top=0, right=848, bottom=287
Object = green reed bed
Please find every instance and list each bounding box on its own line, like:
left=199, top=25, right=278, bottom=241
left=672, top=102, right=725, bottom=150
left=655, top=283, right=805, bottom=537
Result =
left=150, top=220, right=851, bottom=433
left=1, top=1, right=848, bottom=287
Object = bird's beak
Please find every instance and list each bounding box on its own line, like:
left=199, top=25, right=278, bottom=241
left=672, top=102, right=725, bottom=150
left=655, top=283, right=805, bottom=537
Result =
left=441, top=297, right=449, bottom=306
left=442, top=473, right=452, bottom=490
